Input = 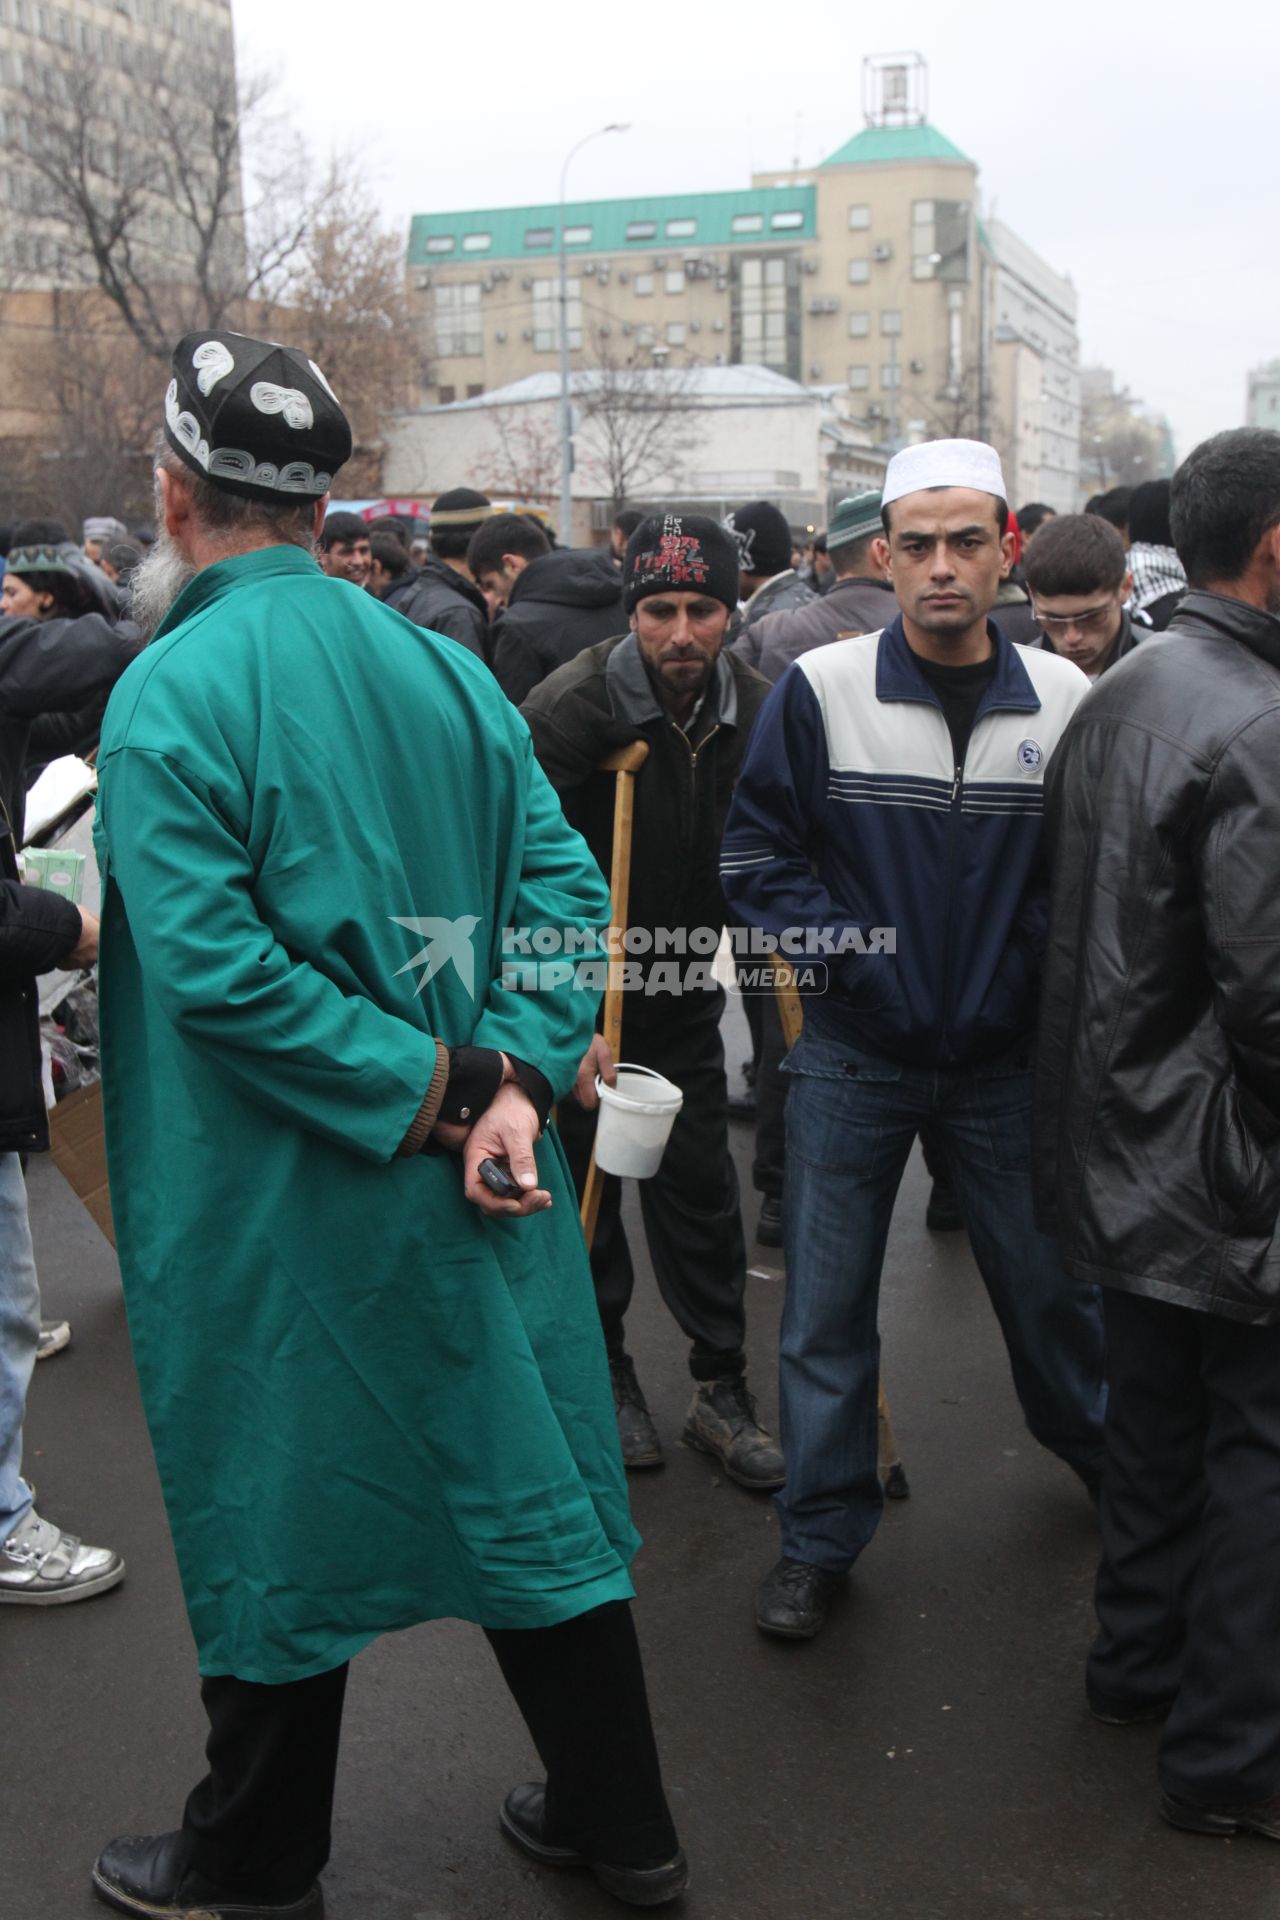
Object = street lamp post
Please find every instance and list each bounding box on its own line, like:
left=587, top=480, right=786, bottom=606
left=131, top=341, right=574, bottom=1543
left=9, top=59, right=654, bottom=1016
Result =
left=558, top=122, right=629, bottom=542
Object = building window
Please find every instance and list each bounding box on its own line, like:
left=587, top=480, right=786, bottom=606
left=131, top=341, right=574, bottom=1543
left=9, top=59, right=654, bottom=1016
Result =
left=462, top=232, right=492, bottom=253
left=848, top=205, right=871, bottom=230
left=433, top=282, right=483, bottom=357
left=881, top=363, right=902, bottom=389
left=664, top=269, right=685, bottom=295
left=437, top=385, right=456, bottom=404
left=626, top=221, right=657, bottom=241
left=771, top=210, right=805, bottom=231
left=563, top=224, right=592, bottom=246
left=912, top=198, right=970, bottom=281
left=847, top=311, right=870, bottom=338
left=847, top=366, right=870, bottom=390
left=634, top=273, right=654, bottom=297
left=636, top=324, right=655, bottom=348
left=848, top=258, right=870, bottom=284
left=732, top=253, right=799, bottom=379
left=524, top=227, right=554, bottom=249
left=731, top=213, right=763, bottom=235
left=466, top=384, right=483, bottom=399
left=666, top=321, right=686, bottom=346
left=425, top=235, right=455, bottom=254
left=666, top=217, right=697, bottom=239
left=532, top=276, right=581, bottom=352
left=881, top=309, right=902, bottom=335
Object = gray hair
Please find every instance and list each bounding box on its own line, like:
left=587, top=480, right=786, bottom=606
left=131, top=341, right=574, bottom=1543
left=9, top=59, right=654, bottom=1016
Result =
left=154, top=436, right=318, bottom=552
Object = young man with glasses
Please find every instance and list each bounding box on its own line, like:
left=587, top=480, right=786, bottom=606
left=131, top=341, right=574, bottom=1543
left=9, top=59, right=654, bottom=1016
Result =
left=1024, top=514, right=1146, bottom=680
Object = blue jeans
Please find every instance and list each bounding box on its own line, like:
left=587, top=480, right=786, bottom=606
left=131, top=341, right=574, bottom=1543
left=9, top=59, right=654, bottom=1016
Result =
left=779, top=1031, right=1106, bottom=1571
left=0, top=1152, right=39, bottom=1543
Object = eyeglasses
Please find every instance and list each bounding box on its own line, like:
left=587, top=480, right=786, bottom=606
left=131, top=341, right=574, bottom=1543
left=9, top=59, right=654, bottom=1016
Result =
left=1030, top=599, right=1117, bottom=636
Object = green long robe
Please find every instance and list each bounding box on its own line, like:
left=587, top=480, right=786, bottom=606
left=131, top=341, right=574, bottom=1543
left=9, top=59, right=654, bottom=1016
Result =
left=94, top=546, right=636, bottom=1683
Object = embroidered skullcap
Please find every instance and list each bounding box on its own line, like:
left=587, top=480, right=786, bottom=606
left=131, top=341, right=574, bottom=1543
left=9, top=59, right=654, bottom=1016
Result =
left=623, top=512, right=740, bottom=615
left=163, top=330, right=352, bottom=503
left=882, top=438, right=1007, bottom=510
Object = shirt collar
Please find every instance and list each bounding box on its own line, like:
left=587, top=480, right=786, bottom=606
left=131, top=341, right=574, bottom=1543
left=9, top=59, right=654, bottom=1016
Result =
left=874, top=613, right=1041, bottom=713
left=605, top=631, right=739, bottom=732
left=152, top=544, right=320, bottom=643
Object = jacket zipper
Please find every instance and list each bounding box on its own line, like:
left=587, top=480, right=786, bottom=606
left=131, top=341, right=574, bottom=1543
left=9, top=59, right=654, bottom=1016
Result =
left=670, top=719, right=719, bottom=893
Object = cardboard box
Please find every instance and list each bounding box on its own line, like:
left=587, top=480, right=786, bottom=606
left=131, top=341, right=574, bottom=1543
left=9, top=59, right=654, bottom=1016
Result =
left=23, top=847, right=86, bottom=902
left=48, top=1080, right=115, bottom=1247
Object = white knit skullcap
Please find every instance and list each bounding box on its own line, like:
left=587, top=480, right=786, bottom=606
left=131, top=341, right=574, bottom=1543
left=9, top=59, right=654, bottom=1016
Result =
left=882, top=438, right=1007, bottom=509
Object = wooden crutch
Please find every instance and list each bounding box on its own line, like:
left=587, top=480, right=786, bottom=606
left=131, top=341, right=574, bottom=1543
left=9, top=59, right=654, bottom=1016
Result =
left=772, top=957, right=911, bottom=1500
left=579, top=740, right=650, bottom=1250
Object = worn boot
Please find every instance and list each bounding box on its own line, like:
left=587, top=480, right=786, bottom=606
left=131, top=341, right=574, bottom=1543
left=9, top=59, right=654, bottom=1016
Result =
left=683, top=1378, right=784, bottom=1490
left=610, top=1356, right=663, bottom=1470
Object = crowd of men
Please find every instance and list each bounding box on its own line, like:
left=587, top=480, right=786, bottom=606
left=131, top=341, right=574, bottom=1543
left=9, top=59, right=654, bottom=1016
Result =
left=1, top=322, right=1278, bottom=1917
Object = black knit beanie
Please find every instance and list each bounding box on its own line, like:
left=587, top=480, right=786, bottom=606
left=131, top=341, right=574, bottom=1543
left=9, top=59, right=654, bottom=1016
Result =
left=723, top=500, right=793, bottom=579
left=623, top=512, right=740, bottom=615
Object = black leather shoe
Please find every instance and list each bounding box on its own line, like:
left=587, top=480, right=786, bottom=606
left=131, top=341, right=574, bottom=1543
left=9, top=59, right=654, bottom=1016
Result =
left=1161, top=1788, right=1280, bottom=1840
left=500, top=1782, right=689, bottom=1906
left=755, top=1556, right=845, bottom=1640
left=610, top=1356, right=664, bottom=1469
left=92, top=1831, right=322, bottom=1918
left=755, top=1195, right=784, bottom=1247
left=1088, top=1691, right=1176, bottom=1726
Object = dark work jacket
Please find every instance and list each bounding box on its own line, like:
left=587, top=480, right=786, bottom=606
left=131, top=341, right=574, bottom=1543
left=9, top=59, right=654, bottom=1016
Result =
left=0, top=607, right=139, bottom=1149
left=521, top=634, right=771, bottom=1029
left=1034, top=592, right=1280, bottom=1321
left=491, top=549, right=623, bottom=706
left=744, top=574, right=897, bottom=683
left=396, top=557, right=490, bottom=662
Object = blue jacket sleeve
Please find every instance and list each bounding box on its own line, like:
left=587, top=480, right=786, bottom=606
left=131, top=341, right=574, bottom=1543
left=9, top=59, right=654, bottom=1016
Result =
left=720, top=667, right=879, bottom=973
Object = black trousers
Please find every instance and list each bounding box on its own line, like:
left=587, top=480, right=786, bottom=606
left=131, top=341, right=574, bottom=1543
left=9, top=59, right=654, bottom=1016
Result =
left=1089, top=1288, right=1280, bottom=1805
left=181, top=1601, right=678, bottom=1899
left=557, top=991, right=747, bottom=1381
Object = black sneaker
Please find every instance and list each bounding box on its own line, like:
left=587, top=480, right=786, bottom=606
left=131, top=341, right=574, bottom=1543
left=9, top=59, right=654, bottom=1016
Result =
left=1088, top=1690, right=1176, bottom=1726
left=92, top=1831, right=322, bottom=1918
left=500, top=1782, right=689, bottom=1906
left=755, top=1557, right=845, bottom=1640
left=683, top=1378, right=784, bottom=1490
left=610, top=1356, right=664, bottom=1470
left=755, top=1195, right=784, bottom=1247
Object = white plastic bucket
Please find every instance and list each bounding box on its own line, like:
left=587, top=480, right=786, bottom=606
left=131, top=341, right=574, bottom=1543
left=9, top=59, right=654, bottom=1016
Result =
left=594, top=1065, right=684, bottom=1178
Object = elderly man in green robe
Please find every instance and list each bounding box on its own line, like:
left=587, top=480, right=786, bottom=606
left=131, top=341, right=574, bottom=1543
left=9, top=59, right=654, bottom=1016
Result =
left=88, top=332, right=686, bottom=1920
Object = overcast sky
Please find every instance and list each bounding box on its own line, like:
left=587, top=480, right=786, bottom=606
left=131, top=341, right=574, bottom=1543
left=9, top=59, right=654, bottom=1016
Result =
left=239, top=0, right=1277, bottom=462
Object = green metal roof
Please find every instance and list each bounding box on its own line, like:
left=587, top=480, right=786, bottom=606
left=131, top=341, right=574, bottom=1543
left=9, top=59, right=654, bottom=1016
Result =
left=407, top=187, right=816, bottom=266
left=820, top=123, right=972, bottom=169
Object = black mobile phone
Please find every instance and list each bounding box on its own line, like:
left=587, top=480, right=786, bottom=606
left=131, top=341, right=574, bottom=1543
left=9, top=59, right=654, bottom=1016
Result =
left=478, top=1156, right=522, bottom=1199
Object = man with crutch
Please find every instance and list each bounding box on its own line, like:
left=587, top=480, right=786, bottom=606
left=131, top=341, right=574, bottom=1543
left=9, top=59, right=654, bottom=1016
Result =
left=522, top=513, right=783, bottom=1489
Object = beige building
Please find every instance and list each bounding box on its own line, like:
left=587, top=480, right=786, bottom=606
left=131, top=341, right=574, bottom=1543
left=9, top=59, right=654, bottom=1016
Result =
left=407, top=58, right=1081, bottom=507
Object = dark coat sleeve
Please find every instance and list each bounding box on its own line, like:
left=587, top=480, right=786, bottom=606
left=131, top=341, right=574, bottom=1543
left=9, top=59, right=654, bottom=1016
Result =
left=1198, top=710, right=1280, bottom=1119
left=0, top=611, right=141, bottom=720
left=491, top=616, right=544, bottom=708
left=0, top=879, right=82, bottom=983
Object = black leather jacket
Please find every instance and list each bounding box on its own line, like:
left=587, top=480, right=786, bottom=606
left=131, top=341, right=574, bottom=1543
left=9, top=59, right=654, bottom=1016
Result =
left=1034, top=591, right=1280, bottom=1321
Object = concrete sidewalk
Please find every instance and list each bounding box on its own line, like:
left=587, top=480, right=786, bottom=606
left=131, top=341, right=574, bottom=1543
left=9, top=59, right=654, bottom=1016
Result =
left=4, top=1124, right=1272, bottom=1920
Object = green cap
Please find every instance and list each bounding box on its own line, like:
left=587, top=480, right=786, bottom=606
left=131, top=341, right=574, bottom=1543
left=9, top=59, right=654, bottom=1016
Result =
left=826, top=491, right=883, bottom=551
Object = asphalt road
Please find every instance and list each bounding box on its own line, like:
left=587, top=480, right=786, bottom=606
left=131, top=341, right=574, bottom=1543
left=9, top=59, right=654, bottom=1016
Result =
left=4, top=1017, right=1274, bottom=1920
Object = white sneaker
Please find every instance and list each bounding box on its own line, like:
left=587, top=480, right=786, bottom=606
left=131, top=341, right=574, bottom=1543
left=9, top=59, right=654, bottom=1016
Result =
left=0, top=1507, right=124, bottom=1605
left=35, top=1318, right=71, bottom=1361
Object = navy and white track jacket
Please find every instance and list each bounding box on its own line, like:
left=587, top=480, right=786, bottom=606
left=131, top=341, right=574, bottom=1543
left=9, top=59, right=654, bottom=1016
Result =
left=720, top=615, right=1090, bottom=1068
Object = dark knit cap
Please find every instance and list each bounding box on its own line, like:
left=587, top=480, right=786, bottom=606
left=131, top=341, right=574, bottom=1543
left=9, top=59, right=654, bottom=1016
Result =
left=164, top=330, right=352, bottom=502
left=723, top=500, right=793, bottom=579
left=429, top=487, right=493, bottom=530
left=624, top=512, right=740, bottom=615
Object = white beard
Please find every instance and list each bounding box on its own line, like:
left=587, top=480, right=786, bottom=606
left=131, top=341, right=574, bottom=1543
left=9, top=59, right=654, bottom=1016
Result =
left=129, top=533, right=198, bottom=642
